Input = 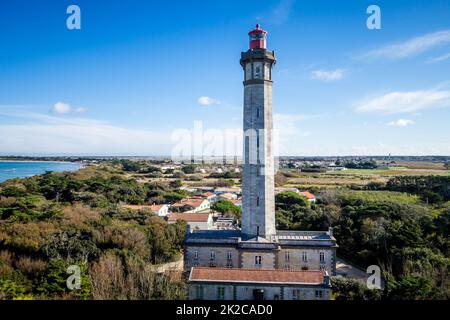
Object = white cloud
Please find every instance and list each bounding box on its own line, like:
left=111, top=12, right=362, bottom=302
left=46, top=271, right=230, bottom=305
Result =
left=267, top=0, right=294, bottom=25
left=273, top=113, right=311, bottom=146
left=387, top=119, right=415, bottom=127
left=74, top=107, right=87, bottom=113
left=0, top=112, right=171, bottom=155
left=311, top=69, right=345, bottom=81
left=52, top=102, right=71, bottom=114
left=197, top=96, right=221, bottom=106
left=257, top=0, right=295, bottom=25
left=361, top=30, right=450, bottom=60
left=51, top=102, right=87, bottom=114
left=355, top=89, right=450, bottom=114
left=427, top=52, right=450, bottom=63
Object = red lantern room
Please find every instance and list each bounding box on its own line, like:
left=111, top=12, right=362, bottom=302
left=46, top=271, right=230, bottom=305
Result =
left=248, top=24, right=267, bottom=49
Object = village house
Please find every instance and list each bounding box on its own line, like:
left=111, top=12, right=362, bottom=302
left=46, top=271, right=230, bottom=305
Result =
left=217, top=192, right=238, bottom=201
left=167, top=213, right=213, bottom=230
left=300, top=191, right=316, bottom=203
left=273, top=188, right=316, bottom=203
left=122, top=204, right=170, bottom=217
left=201, top=192, right=217, bottom=202
left=172, top=197, right=210, bottom=213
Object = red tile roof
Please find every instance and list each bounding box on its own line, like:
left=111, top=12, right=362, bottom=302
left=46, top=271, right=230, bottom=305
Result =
left=167, top=213, right=211, bottom=222
left=219, top=193, right=236, bottom=200
left=202, top=192, right=215, bottom=197
left=172, top=198, right=208, bottom=208
left=181, top=198, right=207, bottom=207
left=300, top=191, right=316, bottom=200
left=190, top=267, right=324, bottom=284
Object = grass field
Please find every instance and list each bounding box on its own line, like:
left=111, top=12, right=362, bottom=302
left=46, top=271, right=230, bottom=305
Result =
left=282, top=163, right=450, bottom=189
left=328, top=167, right=450, bottom=176
left=121, top=160, right=449, bottom=190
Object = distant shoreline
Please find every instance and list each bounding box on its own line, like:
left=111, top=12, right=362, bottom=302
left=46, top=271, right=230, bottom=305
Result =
left=0, top=161, right=86, bottom=183
left=0, top=160, right=81, bottom=164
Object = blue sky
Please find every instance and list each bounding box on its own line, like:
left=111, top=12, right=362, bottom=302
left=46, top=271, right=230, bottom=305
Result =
left=0, top=0, right=450, bottom=156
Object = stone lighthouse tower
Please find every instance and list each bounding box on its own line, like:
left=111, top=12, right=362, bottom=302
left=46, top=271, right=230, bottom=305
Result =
left=183, top=26, right=337, bottom=289
left=240, top=24, right=276, bottom=238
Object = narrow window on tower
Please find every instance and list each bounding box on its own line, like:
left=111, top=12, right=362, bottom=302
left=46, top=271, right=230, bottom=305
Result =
left=256, top=196, right=260, bottom=206
left=256, top=106, right=260, bottom=118
left=255, top=66, right=261, bottom=79
left=245, top=136, right=249, bottom=165
left=256, top=134, right=260, bottom=166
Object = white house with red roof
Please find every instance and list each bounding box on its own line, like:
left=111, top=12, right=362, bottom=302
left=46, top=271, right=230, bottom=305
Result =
left=300, top=191, right=316, bottom=203
left=122, top=204, right=170, bottom=217
left=171, top=197, right=210, bottom=213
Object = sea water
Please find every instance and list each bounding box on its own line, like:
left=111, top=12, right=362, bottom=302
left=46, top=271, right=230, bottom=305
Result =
left=0, top=161, right=82, bottom=183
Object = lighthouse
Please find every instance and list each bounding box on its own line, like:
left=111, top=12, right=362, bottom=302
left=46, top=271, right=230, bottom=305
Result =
left=183, top=27, right=337, bottom=298
left=240, top=24, right=277, bottom=238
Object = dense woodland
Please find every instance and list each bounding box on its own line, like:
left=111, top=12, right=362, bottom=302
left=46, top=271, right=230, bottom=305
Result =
left=1, top=161, right=449, bottom=300
left=0, top=165, right=187, bottom=299
left=275, top=175, right=450, bottom=299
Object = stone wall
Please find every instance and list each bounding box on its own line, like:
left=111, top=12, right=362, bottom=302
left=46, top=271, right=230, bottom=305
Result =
left=189, top=283, right=331, bottom=300
left=184, top=244, right=336, bottom=275
left=277, top=248, right=336, bottom=275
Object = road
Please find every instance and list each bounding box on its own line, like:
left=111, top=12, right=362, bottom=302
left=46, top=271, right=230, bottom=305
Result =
left=335, top=256, right=368, bottom=282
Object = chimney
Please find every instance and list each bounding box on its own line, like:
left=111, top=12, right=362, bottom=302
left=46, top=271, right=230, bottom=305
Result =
left=328, top=227, right=333, bottom=238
